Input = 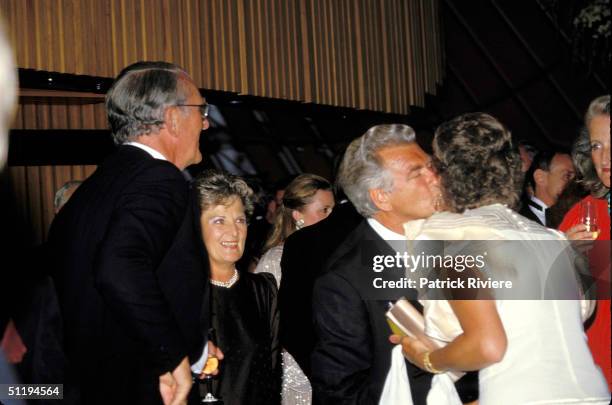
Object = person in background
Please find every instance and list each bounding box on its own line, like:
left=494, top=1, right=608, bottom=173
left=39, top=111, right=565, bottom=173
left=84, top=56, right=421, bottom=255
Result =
left=240, top=177, right=294, bottom=271
left=53, top=180, right=82, bottom=214
left=278, top=190, right=362, bottom=381
left=518, top=139, right=538, bottom=173
left=519, top=150, right=575, bottom=226
left=546, top=179, right=588, bottom=229
left=195, top=170, right=280, bottom=405
left=48, top=61, right=212, bottom=405
left=254, top=173, right=334, bottom=405
left=559, top=94, right=611, bottom=391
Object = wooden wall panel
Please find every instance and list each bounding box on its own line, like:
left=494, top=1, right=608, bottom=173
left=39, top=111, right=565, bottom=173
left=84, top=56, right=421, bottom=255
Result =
left=9, top=164, right=96, bottom=244
left=1, top=0, right=444, bottom=113
left=2, top=0, right=444, bottom=244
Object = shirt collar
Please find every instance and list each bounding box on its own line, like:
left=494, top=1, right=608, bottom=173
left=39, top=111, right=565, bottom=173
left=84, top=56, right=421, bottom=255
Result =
left=367, top=218, right=406, bottom=241
left=529, top=196, right=548, bottom=210
left=124, top=141, right=168, bottom=161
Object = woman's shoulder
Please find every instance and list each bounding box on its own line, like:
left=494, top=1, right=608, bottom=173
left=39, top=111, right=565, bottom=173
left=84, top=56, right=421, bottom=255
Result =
left=405, top=204, right=564, bottom=240
left=242, top=271, right=279, bottom=292
left=253, top=245, right=284, bottom=283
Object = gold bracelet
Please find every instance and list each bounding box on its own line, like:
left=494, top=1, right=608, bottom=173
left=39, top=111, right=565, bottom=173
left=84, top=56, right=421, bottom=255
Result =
left=423, top=351, right=443, bottom=374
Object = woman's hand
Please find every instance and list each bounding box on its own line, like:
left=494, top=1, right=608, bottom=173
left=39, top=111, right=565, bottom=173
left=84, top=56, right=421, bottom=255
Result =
left=565, top=224, right=597, bottom=256
left=389, top=334, right=430, bottom=371
left=565, top=224, right=598, bottom=241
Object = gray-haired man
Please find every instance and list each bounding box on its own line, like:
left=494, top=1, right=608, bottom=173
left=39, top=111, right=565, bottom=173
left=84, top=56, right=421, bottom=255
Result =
left=48, top=61, right=211, bottom=405
left=311, top=124, right=439, bottom=404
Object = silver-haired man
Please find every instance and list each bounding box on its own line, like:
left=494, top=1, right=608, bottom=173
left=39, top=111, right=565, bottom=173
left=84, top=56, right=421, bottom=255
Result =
left=48, top=61, right=212, bottom=405
left=310, top=124, right=440, bottom=404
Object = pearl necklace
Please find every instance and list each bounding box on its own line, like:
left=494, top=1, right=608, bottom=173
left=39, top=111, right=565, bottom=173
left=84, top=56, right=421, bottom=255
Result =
left=210, top=269, right=239, bottom=288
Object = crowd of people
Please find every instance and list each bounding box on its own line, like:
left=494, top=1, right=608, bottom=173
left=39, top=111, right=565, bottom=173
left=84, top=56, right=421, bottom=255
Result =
left=1, top=54, right=610, bottom=405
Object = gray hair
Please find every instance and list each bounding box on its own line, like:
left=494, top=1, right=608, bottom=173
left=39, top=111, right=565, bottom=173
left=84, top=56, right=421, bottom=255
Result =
left=54, top=180, right=83, bottom=212
left=194, top=170, right=255, bottom=216
left=337, top=124, right=416, bottom=217
left=0, top=21, right=17, bottom=168
left=572, top=95, right=610, bottom=197
left=106, top=61, right=190, bottom=145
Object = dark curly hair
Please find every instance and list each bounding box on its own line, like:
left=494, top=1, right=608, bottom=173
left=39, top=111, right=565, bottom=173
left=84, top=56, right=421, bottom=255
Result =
left=433, top=113, right=523, bottom=213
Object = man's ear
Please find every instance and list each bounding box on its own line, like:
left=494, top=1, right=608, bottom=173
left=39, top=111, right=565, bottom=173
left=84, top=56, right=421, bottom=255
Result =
left=369, top=188, right=391, bottom=212
left=164, top=106, right=180, bottom=137
left=533, top=168, right=547, bottom=187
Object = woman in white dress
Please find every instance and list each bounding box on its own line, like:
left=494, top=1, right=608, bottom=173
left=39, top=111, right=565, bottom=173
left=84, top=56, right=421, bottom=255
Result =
left=394, top=113, right=610, bottom=404
left=255, top=173, right=334, bottom=405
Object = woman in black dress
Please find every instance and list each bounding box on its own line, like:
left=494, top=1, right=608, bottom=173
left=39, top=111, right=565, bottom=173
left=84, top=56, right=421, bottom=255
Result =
left=195, top=170, right=280, bottom=405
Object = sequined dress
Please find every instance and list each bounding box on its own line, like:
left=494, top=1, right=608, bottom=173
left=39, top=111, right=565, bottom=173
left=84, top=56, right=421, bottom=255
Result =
left=255, top=245, right=312, bottom=405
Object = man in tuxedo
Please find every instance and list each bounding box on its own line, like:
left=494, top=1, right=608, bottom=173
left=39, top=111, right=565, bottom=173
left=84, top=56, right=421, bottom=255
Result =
left=310, top=124, right=439, bottom=404
left=519, top=150, right=575, bottom=226
left=48, top=62, right=211, bottom=404
left=279, top=195, right=362, bottom=378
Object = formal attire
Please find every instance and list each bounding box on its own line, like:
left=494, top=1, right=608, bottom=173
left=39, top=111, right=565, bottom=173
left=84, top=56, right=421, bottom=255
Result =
left=404, top=204, right=610, bottom=404
left=518, top=195, right=548, bottom=226
left=279, top=200, right=362, bottom=379
left=255, top=245, right=311, bottom=405
left=210, top=271, right=280, bottom=405
left=311, top=220, right=433, bottom=404
left=48, top=145, right=209, bottom=404
left=559, top=194, right=611, bottom=391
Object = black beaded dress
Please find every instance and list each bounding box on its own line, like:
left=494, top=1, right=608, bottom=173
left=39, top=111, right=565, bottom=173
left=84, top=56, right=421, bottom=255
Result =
left=210, top=271, right=280, bottom=405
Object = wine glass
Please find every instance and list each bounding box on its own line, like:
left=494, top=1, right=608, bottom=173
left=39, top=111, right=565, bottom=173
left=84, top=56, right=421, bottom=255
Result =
left=201, top=329, right=220, bottom=403
left=580, top=200, right=600, bottom=239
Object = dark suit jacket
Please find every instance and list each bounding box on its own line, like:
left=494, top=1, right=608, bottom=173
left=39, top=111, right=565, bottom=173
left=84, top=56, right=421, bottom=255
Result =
left=48, top=145, right=209, bottom=405
left=311, top=220, right=432, bottom=405
left=278, top=201, right=362, bottom=378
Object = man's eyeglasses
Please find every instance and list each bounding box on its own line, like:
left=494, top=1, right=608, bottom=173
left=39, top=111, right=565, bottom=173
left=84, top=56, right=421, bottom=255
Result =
left=176, top=103, right=209, bottom=119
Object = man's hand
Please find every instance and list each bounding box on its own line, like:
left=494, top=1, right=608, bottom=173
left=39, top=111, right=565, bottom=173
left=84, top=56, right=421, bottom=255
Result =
left=159, top=372, right=177, bottom=405
left=159, top=356, right=192, bottom=405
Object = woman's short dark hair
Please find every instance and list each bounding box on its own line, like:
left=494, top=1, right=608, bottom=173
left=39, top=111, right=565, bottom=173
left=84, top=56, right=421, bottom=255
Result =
left=572, top=95, right=610, bottom=198
left=194, top=170, right=255, bottom=216
left=433, top=112, right=523, bottom=213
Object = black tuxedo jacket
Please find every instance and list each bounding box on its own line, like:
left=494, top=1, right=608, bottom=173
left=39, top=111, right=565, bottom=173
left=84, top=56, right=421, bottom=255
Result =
left=311, top=220, right=432, bottom=405
left=278, top=201, right=362, bottom=378
left=48, top=145, right=209, bottom=404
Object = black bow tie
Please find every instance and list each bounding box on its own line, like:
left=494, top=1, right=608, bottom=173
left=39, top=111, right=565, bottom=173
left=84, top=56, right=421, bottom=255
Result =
left=527, top=199, right=546, bottom=211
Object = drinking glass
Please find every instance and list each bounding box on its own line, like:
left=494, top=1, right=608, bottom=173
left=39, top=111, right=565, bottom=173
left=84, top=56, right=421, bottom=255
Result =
left=201, top=329, right=220, bottom=403
left=580, top=200, right=600, bottom=239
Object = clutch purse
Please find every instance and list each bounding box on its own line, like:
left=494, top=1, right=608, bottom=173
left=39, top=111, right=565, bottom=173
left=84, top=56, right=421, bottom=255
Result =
left=386, top=298, right=437, bottom=351
left=385, top=298, right=464, bottom=381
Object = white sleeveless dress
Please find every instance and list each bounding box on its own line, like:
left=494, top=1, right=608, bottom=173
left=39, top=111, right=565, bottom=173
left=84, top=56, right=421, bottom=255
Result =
left=255, top=245, right=312, bottom=405
left=403, top=204, right=610, bottom=405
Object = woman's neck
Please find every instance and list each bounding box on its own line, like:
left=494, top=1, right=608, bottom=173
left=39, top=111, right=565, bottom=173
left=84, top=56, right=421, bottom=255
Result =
left=210, top=265, right=236, bottom=282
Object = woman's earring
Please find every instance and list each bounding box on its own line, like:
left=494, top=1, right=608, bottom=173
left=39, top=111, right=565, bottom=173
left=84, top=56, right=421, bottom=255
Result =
left=434, top=194, right=443, bottom=212
left=295, top=218, right=305, bottom=230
